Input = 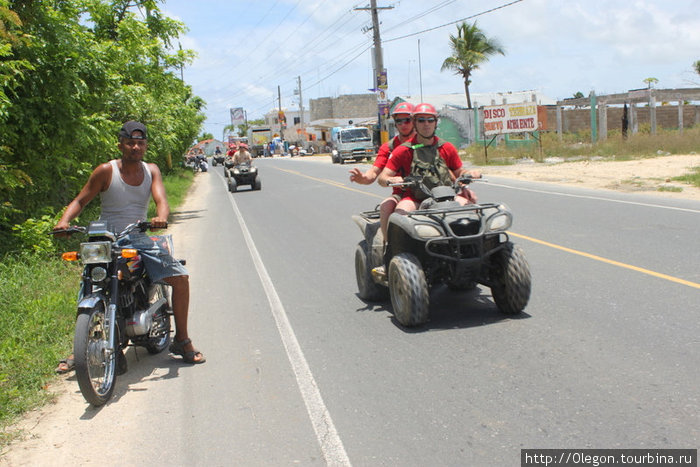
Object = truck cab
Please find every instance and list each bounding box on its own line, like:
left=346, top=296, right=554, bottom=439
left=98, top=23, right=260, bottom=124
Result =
left=330, top=126, right=374, bottom=164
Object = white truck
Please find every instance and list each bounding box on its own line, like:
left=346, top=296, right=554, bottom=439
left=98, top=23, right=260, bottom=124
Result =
left=330, top=125, right=374, bottom=164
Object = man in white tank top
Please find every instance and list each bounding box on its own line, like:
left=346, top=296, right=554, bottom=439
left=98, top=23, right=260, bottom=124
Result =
left=54, top=121, right=205, bottom=368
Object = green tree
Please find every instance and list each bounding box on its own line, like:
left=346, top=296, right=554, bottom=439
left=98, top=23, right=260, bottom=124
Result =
left=0, top=0, right=205, bottom=254
left=694, top=60, right=700, bottom=76
left=643, top=77, right=659, bottom=89
left=441, top=21, right=505, bottom=109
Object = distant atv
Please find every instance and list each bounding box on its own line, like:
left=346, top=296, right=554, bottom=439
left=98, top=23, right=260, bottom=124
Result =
left=352, top=175, right=531, bottom=327
left=225, top=161, right=261, bottom=192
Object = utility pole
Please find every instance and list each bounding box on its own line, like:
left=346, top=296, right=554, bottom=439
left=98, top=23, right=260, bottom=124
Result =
left=355, top=0, right=393, bottom=144
left=297, top=75, right=304, bottom=139
left=278, top=85, right=283, bottom=141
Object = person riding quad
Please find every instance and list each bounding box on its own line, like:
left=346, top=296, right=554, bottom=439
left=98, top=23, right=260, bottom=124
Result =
left=377, top=102, right=481, bottom=216
left=349, top=101, right=416, bottom=239
left=232, top=143, right=252, bottom=165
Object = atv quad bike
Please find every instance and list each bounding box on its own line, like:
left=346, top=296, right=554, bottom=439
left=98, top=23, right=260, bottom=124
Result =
left=225, top=161, right=261, bottom=192
left=352, top=175, right=531, bottom=327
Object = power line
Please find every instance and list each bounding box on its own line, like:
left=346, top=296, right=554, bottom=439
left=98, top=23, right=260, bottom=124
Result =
left=384, top=0, right=524, bottom=43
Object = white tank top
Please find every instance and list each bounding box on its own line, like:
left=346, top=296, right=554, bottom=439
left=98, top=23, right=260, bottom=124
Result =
left=99, top=160, right=152, bottom=233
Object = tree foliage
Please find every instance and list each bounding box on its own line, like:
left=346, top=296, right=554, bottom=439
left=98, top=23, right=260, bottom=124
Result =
left=441, top=21, right=505, bottom=109
left=694, top=60, right=700, bottom=77
left=0, top=0, right=205, bottom=255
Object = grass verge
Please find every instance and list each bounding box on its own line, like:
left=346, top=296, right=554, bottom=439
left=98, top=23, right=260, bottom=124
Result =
left=0, top=168, right=194, bottom=445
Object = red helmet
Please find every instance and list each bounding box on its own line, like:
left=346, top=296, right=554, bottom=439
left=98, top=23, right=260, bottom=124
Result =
left=391, top=102, right=414, bottom=117
left=239, top=143, right=248, bottom=149
left=413, top=103, right=437, bottom=117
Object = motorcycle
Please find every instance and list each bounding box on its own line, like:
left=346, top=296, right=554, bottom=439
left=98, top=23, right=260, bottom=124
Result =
left=352, top=175, right=531, bottom=327
left=50, top=221, right=181, bottom=405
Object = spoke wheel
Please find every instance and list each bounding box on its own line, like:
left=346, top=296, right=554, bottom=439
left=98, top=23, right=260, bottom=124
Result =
left=145, top=284, right=172, bottom=354
left=74, top=303, right=116, bottom=406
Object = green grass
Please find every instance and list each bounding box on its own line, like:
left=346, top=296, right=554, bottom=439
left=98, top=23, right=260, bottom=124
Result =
left=0, top=168, right=193, bottom=444
left=671, top=166, right=700, bottom=188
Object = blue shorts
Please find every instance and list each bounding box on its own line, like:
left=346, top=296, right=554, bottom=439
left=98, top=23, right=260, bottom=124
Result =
left=119, top=233, right=188, bottom=284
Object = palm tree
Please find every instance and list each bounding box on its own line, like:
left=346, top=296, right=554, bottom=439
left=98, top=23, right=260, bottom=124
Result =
left=441, top=21, right=505, bottom=109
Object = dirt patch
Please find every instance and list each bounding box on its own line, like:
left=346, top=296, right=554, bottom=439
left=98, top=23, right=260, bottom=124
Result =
left=479, top=154, right=700, bottom=200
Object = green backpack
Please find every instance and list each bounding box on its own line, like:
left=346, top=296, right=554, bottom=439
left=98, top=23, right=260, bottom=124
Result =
left=403, top=141, right=452, bottom=201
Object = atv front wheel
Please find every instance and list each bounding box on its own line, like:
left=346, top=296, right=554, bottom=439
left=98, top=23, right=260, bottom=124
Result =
left=388, top=253, right=429, bottom=326
left=228, top=178, right=237, bottom=193
left=355, top=241, right=388, bottom=301
left=490, top=242, right=531, bottom=314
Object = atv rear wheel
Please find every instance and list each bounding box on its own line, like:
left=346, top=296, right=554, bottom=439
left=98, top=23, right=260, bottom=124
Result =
left=490, top=242, right=531, bottom=314
left=355, top=241, right=388, bottom=301
left=388, top=253, right=429, bottom=326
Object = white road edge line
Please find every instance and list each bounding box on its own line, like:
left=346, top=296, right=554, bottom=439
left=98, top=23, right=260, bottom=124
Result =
left=223, top=177, right=351, bottom=466
left=486, top=180, right=700, bottom=213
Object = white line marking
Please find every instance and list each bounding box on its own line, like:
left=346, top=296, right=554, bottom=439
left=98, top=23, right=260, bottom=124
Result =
left=222, top=174, right=351, bottom=466
left=486, top=180, right=700, bottom=213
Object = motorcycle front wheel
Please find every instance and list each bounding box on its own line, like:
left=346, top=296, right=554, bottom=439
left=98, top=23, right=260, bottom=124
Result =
left=74, top=302, right=116, bottom=406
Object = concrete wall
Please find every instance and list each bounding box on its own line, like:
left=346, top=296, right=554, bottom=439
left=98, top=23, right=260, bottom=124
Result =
left=309, top=94, right=377, bottom=120
left=546, top=105, right=700, bottom=133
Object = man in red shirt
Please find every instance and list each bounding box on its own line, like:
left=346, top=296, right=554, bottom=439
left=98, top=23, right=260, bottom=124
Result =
left=378, top=103, right=480, bottom=215
left=349, top=101, right=416, bottom=237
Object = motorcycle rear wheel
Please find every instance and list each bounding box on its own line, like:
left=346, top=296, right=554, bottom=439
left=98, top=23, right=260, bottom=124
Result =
left=145, top=283, right=172, bottom=354
left=74, top=302, right=116, bottom=406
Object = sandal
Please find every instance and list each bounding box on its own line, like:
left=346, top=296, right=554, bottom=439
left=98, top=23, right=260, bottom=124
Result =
left=169, top=338, right=206, bottom=364
left=55, top=356, right=75, bottom=374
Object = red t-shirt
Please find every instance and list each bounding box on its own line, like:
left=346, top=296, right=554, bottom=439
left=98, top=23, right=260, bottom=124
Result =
left=386, top=136, right=462, bottom=175
left=373, top=136, right=402, bottom=169
left=385, top=136, right=462, bottom=200
left=374, top=136, right=405, bottom=196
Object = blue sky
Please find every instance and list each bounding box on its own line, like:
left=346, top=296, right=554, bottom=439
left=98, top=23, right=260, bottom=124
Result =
left=158, top=0, right=700, bottom=139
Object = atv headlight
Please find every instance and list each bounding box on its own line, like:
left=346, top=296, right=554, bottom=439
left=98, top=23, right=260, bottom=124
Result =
left=232, top=168, right=240, bottom=174
left=80, top=242, right=111, bottom=264
left=486, top=208, right=512, bottom=232
left=249, top=167, right=257, bottom=173
left=414, top=224, right=442, bottom=238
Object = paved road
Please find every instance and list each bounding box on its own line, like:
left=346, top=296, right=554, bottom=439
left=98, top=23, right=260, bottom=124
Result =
left=2, top=156, right=698, bottom=466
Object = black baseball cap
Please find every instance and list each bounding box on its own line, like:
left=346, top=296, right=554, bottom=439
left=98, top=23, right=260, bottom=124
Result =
left=119, top=120, right=148, bottom=140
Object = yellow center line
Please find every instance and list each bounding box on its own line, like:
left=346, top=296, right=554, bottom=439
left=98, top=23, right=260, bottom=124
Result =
left=275, top=167, right=384, bottom=198
left=510, top=232, right=700, bottom=289
left=274, top=166, right=700, bottom=290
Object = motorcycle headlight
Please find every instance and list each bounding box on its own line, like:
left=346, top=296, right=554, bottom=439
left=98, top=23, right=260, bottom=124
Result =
left=90, top=266, right=108, bottom=282
left=486, top=208, right=512, bottom=232
left=414, top=224, right=442, bottom=238
left=80, top=241, right=111, bottom=264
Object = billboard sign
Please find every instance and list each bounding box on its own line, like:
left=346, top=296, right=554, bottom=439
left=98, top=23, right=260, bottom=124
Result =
left=483, top=103, right=539, bottom=136
left=230, top=107, right=245, bottom=126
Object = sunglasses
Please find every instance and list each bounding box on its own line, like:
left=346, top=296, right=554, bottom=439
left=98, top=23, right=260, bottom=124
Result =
left=393, top=117, right=412, bottom=125
left=415, top=117, right=436, bottom=123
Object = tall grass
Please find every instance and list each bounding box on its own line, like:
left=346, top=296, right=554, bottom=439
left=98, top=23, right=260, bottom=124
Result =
left=0, top=168, right=193, bottom=443
left=464, top=125, right=700, bottom=166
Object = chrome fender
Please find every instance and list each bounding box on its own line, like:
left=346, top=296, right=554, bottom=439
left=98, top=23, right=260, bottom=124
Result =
left=77, top=294, right=106, bottom=313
